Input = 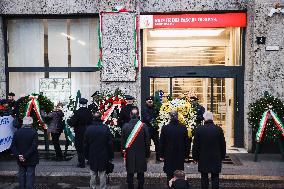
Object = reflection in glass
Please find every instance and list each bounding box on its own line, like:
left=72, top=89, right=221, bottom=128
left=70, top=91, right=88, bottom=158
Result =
left=144, top=28, right=241, bottom=67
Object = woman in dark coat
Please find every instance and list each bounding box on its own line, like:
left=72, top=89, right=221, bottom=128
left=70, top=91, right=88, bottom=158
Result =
left=160, top=111, right=190, bottom=186
left=42, top=103, right=64, bottom=160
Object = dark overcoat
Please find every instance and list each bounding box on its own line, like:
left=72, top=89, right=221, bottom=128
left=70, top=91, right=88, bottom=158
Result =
left=11, top=126, right=39, bottom=166
left=142, top=105, right=158, bottom=129
left=84, top=121, right=114, bottom=172
left=118, top=104, right=133, bottom=128
left=171, top=179, right=191, bottom=189
left=160, top=120, right=190, bottom=174
left=68, top=107, right=93, bottom=151
left=192, top=120, right=226, bottom=173
left=121, top=118, right=150, bottom=173
left=44, top=110, right=64, bottom=134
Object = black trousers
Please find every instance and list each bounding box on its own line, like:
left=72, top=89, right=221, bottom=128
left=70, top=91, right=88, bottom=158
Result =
left=51, top=133, right=62, bottom=158
left=75, top=136, right=85, bottom=166
left=148, top=127, right=160, bottom=160
left=127, top=172, right=144, bottom=189
left=201, top=172, right=219, bottom=189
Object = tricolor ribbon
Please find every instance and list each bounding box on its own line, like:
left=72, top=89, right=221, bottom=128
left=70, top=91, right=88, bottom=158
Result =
left=24, top=95, right=47, bottom=130
left=101, top=100, right=124, bottom=123
left=256, top=110, right=284, bottom=142
left=134, top=15, right=139, bottom=69
left=64, top=119, right=75, bottom=144
left=123, top=120, right=144, bottom=160
left=97, top=13, right=103, bottom=68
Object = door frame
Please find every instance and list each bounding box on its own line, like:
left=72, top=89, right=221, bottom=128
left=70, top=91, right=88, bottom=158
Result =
left=141, top=66, right=244, bottom=147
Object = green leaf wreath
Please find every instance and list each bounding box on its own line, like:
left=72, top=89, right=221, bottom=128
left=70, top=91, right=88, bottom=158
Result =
left=19, top=93, right=54, bottom=130
left=248, top=92, right=284, bottom=142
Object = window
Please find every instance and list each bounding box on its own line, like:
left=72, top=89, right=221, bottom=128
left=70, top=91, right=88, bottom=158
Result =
left=143, top=28, right=242, bottom=67
left=6, top=18, right=100, bottom=101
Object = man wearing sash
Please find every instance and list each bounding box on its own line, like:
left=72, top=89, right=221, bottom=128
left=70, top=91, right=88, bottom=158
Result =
left=121, top=107, right=150, bottom=189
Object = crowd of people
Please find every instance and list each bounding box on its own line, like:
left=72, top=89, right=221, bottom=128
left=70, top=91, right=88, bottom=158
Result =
left=6, top=93, right=226, bottom=189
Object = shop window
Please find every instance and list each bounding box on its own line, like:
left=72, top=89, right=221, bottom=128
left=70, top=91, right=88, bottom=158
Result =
left=7, top=18, right=99, bottom=68
left=6, top=18, right=100, bottom=101
left=143, top=28, right=242, bottom=67
left=9, top=72, right=100, bottom=102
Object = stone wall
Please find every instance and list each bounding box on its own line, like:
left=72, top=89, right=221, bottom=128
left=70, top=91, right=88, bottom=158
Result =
left=0, top=16, right=6, bottom=98
left=244, top=0, right=284, bottom=151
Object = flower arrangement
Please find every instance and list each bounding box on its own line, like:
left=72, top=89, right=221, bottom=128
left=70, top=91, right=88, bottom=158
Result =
left=157, top=98, right=196, bottom=138
left=94, top=89, right=127, bottom=138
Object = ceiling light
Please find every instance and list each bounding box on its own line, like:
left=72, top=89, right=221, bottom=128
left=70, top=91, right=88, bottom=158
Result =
left=149, top=29, right=225, bottom=37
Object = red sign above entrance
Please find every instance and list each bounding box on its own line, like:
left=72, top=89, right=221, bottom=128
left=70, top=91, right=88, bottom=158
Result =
left=140, top=13, right=246, bottom=28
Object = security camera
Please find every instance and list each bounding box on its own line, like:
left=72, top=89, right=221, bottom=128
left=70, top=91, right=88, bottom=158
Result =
left=268, top=2, right=284, bottom=17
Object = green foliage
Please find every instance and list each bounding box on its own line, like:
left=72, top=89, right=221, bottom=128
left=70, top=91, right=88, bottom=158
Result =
left=19, top=94, right=54, bottom=130
left=248, top=92, right=284, bottom=142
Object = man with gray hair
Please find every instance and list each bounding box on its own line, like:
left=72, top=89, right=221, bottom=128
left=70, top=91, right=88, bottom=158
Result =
left=192, top=111, right=226, bottom=189
left=11, top=116, right=39, bottom=189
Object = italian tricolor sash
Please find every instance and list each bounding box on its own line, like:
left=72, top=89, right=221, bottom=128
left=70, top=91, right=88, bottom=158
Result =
left=256, top=110, right=284, bottom=142
left=124, top=120, right=144, bottom=159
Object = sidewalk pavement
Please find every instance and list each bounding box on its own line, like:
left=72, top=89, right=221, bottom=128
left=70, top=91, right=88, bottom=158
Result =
left=0, top=152, right=284, bottom=187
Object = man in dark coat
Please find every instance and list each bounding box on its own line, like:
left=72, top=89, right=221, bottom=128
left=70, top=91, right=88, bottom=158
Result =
left=192, top=111, right=226, bottom=189
left=121, top=107, right=150, bottom=189
left=68, top=98, right=93, bottom=168
left=11, top=116, right=39, bottom=189
left=84, top=112, right=114, bottom=189
left=169, top=170, right=191, bottom=189
left=160, top=111, right=190, bottom=186
left=118, top=95, right=134, bottom=128
left=8, top=92, right=16, bottom=109
left=142, top=96, right=160, bottom=161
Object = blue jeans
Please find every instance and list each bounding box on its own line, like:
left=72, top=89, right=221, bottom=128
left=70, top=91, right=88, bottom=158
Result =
left=18, top=165, right=35, bottom=189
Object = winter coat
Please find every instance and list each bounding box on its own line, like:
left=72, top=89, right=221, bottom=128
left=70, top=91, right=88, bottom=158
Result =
left=142, top=105, right=158, bottom=130
left=11, top=126, right=39, bottom=166
left=44, top=110, right=64, bottom=134
left=121, top=118, right=150, bottom=173
left=84, top=121, right=114, bottom=172
left=171, top=179, right=191, bottom=189
left=192, top=120, right=226, bottom=173
left=118, top=104, right=133, bottom=128
left=160, top=120, right=190, bottom=174
left=68, top=107, right=93, bottom=151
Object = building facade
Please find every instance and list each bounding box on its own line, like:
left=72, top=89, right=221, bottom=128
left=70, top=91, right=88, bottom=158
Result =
left=0, top=0, right=284, bottom=151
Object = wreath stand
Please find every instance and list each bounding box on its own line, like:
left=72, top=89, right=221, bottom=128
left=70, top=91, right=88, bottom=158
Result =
left=254, top=110, right=284, bottom=162
left=254, top=138, right=284, bottom=162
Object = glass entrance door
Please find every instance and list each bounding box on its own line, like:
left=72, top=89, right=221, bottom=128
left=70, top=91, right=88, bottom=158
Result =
left=150, top=77, right=235, bottom=147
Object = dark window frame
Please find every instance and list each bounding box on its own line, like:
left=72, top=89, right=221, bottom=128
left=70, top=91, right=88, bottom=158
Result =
left=3, top=15, right=100, bottom=97
left=140, top=24, right=246, bottom=147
